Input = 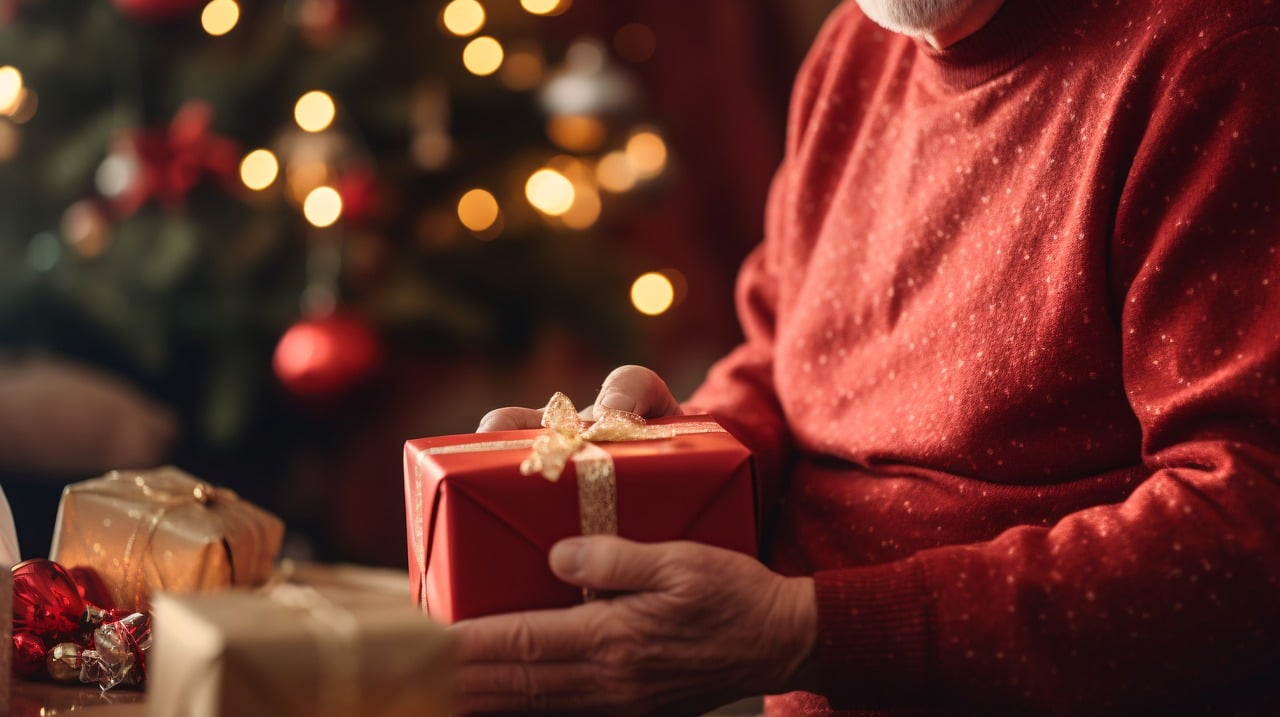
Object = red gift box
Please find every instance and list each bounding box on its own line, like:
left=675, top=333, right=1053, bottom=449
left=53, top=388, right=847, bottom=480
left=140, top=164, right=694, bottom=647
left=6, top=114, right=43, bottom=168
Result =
left=403, top=411, right=757, bottom=623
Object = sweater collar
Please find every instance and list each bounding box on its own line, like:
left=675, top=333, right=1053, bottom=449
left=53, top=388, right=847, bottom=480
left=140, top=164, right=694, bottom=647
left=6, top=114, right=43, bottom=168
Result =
left=915, top=0, right=1077, bottom=89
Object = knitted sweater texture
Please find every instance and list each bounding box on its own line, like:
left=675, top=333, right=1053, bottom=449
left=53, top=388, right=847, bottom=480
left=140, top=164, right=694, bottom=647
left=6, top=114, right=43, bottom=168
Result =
left=685, top=1, right=1280, bottom=714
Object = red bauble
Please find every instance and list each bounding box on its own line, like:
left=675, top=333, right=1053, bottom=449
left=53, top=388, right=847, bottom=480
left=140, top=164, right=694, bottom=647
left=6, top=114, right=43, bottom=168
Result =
left=11, top=559, right=87, bottom=639
left=273, top=312, right=382, bottom=400
left=67, top=564, right=118, bottom=610
left=12, top=631, right=48, bottom=678
left=112, top=0, right=203, bottom=22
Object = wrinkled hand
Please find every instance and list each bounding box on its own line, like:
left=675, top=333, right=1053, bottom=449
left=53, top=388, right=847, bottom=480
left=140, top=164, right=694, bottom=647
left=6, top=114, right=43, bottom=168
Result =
left=477, top=365, right=683, bottom=433
left=0, top=355, right=177, bottom=475
left=452, top=536, right=816, bottom=716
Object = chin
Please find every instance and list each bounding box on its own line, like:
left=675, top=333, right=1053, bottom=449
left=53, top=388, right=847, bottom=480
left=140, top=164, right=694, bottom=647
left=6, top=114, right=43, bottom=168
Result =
left=853, top=0, right=971, bottom=37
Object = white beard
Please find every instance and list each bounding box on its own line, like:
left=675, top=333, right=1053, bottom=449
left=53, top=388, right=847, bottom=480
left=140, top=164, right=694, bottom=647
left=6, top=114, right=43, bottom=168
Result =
left=853, top=0, right=972, bottom=36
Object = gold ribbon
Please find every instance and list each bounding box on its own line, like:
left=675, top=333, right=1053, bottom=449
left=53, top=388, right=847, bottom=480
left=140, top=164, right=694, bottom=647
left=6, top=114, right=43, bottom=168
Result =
left=266, top=582, right=360, bottom=717
left=520, top=392, right=677, bottom=547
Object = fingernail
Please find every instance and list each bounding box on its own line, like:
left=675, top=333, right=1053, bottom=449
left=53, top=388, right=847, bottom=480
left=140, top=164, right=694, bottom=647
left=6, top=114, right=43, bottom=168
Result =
left=599, top=391, right=635, bottom=412
left=549, top=538, right=586, bottom=577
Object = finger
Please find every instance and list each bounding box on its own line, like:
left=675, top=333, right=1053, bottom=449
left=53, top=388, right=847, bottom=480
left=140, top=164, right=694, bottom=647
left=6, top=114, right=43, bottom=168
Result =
left=454, top=660, right=595, bottom=702
left=477, top=407, right=544, bottom=432
left=451, top=603, right=604, bottom=663
left=549, top=535, right=687, bottom=593
left=593, top=365, right=682, bottom=419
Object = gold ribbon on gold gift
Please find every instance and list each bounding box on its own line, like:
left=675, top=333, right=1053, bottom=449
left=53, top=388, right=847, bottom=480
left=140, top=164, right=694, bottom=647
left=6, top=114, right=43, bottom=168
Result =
left=416, top=392, right=721, bottom=603
left=50, top=467, right=284, bottom=611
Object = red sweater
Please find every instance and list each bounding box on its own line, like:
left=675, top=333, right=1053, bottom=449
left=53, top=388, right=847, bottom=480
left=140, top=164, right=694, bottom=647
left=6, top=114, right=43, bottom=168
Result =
left=685, top=1, right=1280, bottom=714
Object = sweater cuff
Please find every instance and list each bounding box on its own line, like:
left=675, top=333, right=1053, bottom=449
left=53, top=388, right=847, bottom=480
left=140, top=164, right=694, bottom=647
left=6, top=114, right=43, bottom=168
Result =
left=813, top=559, right=935, bottom=709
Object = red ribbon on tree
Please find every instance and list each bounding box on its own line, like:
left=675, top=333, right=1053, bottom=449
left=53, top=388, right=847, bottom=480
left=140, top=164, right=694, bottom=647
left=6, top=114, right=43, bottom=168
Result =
left=109, top=100, right=241, bottom=217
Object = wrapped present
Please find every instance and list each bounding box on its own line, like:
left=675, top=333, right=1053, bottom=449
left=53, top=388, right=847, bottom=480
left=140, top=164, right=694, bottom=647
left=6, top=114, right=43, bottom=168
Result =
left=50, top=467, right=284, bottom=612
left=147, top=566, right=453, bottom=717
left=404, top=392, right=758, bottom=623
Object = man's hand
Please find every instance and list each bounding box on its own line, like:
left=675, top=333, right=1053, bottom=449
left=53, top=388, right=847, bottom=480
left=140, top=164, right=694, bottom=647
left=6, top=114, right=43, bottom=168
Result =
left=452, top=536, right=817, bottom=716
left=476, top=365, right=683, bottom=433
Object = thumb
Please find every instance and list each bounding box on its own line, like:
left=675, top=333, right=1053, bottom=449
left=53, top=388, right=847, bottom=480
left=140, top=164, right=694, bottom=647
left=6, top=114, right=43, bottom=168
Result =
left=548, top=535, right=677, bottom=592
left=593, top=365, right=682, bottom=419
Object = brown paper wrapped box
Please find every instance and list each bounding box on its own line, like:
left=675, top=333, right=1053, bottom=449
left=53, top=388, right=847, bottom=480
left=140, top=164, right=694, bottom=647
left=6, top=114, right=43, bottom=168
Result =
left=50, top=467, right=284, bottom=612
left=147, top=568, right=453, bottom=717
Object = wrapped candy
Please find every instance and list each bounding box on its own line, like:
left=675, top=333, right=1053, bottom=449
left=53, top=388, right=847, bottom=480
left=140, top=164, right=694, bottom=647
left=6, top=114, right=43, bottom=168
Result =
left=9, top=558, right=151, bottom=690
left=50, top=466, right=284, bottom=611
left=79, top=611, right=152, bottom=689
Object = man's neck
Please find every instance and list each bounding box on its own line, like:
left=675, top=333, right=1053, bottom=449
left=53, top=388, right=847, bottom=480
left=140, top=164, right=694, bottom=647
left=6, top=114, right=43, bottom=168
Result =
left=922, top=0, right=1006, bottom=49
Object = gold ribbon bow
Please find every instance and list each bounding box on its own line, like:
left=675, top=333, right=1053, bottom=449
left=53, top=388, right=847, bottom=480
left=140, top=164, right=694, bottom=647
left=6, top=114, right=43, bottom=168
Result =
left=519, top=392, right=676, bottom=600
left=519, top=391, right=675, bottom=481
left=520, top=392, right=675, bottom=545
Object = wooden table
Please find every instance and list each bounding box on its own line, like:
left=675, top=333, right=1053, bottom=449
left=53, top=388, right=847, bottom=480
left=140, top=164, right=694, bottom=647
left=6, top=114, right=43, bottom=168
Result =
left=10, top=678, right=146, bottom=717
left=10, top=678, right=763, bottom=716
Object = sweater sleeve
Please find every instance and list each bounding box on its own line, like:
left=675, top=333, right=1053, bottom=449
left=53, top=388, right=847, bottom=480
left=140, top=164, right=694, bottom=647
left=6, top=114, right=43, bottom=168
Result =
left=811, top=27, right=1280, bottom=714
left=683, top=3, right=857, bottom=510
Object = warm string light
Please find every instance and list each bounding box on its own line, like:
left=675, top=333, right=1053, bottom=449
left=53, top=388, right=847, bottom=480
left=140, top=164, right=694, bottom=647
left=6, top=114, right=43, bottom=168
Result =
left=463, top=36, right=504, bottom=76
left=520, top=0, right=569, bottom=16
left=286, top=161, right=331, bottom=206
left=240, top=149, right=280, bottom=190
left=0, top=120, right=20, bottom=163
left=294, top=91, right=336, bottom=132
left=525, top=168, right=574, bottom=216
left=625, top=128, right=667, bottom=180
left=0, top=66, right=23, bottom=115
left=596, top=150, right=636, bottom=193
left=546, top=115, right=605, bottom=153
left=457, top=188, right=499, bottom=233
left=303, top=186, right=343, bottom=227
left=201, top=0, right=240, bottom=36
left=441, top=0, right=485, bottom=37
left=499, top=47, right=544, bottom=91
left=545, top=157, right=600, bottom=230
left=630, top=272, right=675, bottom=316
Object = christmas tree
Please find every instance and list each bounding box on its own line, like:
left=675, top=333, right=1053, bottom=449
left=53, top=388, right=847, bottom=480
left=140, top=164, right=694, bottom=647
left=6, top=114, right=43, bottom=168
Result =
left=0, top=0, right=835, bottom=562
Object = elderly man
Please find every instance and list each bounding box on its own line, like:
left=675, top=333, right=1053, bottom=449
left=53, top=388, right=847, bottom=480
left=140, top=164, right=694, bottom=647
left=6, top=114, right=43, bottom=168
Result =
left=457, top=0, right=1280, bottom=714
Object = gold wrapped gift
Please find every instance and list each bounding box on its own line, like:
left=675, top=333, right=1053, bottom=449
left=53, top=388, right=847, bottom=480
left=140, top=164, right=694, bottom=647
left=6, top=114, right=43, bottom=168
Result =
left=148, top=564, right=453, bottom=717
left=49, top=466, right=284, bottom=612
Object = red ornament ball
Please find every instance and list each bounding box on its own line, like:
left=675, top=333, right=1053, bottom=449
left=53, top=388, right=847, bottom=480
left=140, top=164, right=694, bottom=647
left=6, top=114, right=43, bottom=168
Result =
left=112, top=0, right=203, bottom=22
left=11, top=558, right=87, bottom=639
left=273, top=312, right=382, bottom=399
left=12, top=631, right=48, bottom=678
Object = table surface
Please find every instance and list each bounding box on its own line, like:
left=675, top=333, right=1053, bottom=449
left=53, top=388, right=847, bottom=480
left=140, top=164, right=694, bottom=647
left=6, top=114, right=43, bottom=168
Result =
left=9, top=677, right=764, bottom=716
left=10, top=678, right=146, bottom=716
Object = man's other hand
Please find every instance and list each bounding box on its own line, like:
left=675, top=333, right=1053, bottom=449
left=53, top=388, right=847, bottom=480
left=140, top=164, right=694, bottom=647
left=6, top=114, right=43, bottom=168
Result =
left=452, top=536, right=817, bottom=716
